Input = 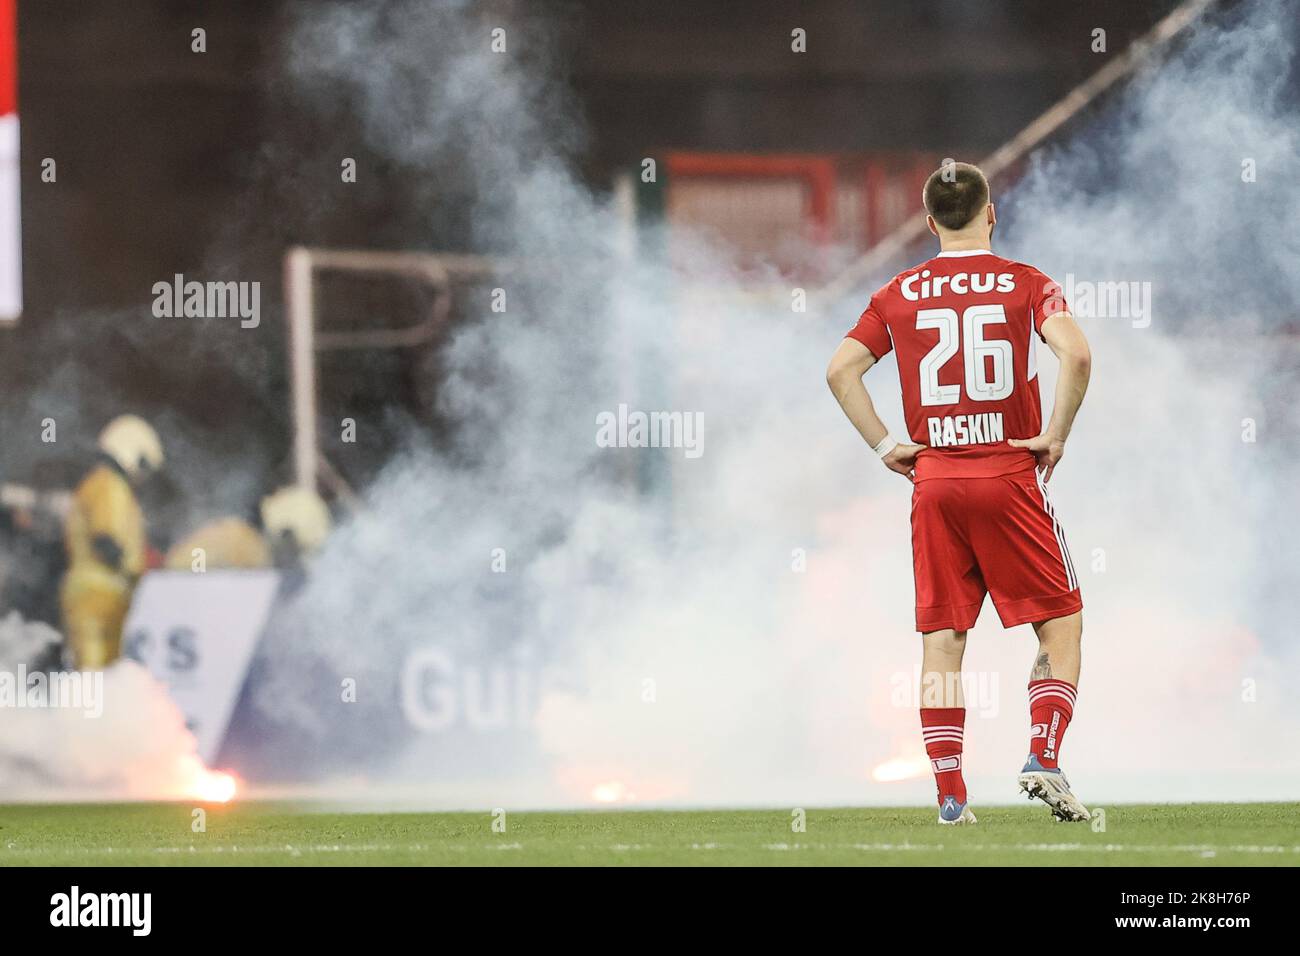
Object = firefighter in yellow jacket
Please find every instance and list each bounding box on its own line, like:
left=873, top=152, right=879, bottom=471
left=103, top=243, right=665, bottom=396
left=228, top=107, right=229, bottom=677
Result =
left=61, top=415, right=164, bottom=669
left=163, top=485, right=331, bottom=572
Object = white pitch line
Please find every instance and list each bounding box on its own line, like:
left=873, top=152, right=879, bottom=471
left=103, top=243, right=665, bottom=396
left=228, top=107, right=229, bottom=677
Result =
left=765, top=842, right=1299, bottom=854
left=3, top=841, right=1297, bottom=857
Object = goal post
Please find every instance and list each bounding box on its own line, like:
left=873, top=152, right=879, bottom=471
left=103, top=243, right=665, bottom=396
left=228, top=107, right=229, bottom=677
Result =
left=282, top=246, right=501, bottom=496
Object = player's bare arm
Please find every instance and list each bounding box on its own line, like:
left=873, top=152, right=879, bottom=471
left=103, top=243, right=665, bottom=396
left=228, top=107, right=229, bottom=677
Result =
left=826, top=338, right=926, bottom=480
left=1007, top=311, right=1092, bottom=482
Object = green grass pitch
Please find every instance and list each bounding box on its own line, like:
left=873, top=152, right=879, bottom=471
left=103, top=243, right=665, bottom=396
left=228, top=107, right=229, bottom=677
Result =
left=0, top=802, right=1295, bottom=866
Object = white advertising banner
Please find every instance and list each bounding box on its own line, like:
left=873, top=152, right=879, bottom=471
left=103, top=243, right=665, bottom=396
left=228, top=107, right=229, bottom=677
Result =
left=122, top=570, right=281, bottom=763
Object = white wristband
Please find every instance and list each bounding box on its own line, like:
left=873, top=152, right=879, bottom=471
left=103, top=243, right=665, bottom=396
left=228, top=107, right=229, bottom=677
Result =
left=871, top=435, right=899, bottom=459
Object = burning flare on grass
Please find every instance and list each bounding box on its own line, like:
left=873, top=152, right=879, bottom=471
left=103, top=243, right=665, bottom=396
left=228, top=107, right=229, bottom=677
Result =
left=183, top=759, right=239, bottom=803
left=590, top=780, right=631, bottom=804
left=871, top=754, right=931, bottom=783
left=0, top=615, right=242, bottom=802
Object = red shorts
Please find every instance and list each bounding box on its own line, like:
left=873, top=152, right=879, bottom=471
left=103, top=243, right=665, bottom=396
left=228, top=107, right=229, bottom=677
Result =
left=911, top=470, right=1082, bottom=632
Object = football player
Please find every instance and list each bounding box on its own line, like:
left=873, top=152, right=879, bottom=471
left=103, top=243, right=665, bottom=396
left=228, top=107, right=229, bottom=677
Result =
left=827, top=162, right=1093, bottom=823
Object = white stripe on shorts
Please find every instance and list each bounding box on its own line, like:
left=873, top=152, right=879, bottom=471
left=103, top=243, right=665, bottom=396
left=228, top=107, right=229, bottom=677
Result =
left=1034, top=469, right=1078, bottom=591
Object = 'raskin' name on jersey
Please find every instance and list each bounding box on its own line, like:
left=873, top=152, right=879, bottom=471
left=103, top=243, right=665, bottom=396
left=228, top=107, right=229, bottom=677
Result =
left=927, top=412, right=1005, bottom=448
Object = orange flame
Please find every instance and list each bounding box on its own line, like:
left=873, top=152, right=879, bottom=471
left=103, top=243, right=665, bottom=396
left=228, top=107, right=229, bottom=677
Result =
left=177, top=756, right=239, bottom=803
left=590, top=780, right=631, bottom=803
left=871, top=754, right=930, bottom=783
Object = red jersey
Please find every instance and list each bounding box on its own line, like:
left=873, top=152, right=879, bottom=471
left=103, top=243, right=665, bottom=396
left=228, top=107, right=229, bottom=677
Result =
left=846, top=249, right=1068, bottom=481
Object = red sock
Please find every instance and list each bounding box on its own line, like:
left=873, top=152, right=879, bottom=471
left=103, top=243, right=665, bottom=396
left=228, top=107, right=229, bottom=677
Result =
left=920, top=707, right=966, bottom=805
left=1028, top=679, right=1076, bottom=769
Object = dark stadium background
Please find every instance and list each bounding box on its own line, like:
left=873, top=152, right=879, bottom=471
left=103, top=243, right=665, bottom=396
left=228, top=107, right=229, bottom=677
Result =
left=1, top=0, right=1184, bottom=504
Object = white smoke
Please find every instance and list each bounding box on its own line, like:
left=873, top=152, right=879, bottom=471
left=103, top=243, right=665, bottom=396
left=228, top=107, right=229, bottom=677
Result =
left=241, top=0, right=1300, bottom=809
left=0, top=612, right=233, bottom=802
